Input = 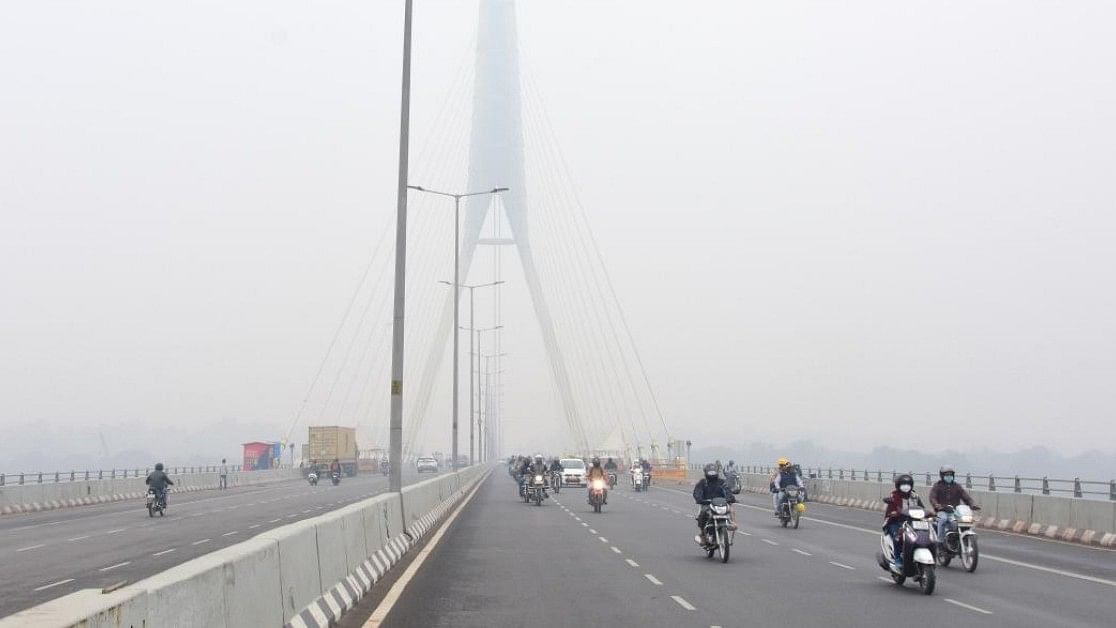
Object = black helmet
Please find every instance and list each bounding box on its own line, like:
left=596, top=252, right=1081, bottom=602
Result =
left=155, top=462, right=164, bottom=471
left=703, top=463, right=718, bottom=480
left=729, top=460, right=735, bottom=465
left=591, top=457, right=601, bottom=466
left=894, top=474, right=914, bottom=492
left=939, top=465, right=955, bottom=479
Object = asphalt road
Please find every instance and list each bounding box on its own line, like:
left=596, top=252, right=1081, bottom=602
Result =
left=358, top=472, right=1116, bottom=628
left=0, top=469, right=428, bottom=616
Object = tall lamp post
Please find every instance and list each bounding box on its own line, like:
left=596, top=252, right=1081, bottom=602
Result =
left=443, top=281, right=504, bottom=466
left=480, top=352, right=506, bottom=463
left=472, top=326, right=503, bottom=462
left=408, top=185, right=507, bottom=471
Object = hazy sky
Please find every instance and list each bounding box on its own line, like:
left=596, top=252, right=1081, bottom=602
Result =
left=2, top=1, right=1115, bottom=464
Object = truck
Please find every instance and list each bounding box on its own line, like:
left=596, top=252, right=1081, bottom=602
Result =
left=307, top=426, right=359, bottom=476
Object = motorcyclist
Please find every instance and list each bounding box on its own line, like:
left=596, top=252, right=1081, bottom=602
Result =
left=929, top=465, right=979, bottom=541
left=640, top=458, right=652, bottom=486
left=714, top=459, right=723, bottom=478
left=586, top=457, right=609, bottom=504
left=769, top=457, right=803, bottom=516
left=145, top=462, right=175, bottom=507
left=516, top=456, right=532, bottom=496
left=884, top=474, right=926, bottom=568
left=692, top=463, right=736, bottom=546
left=724, top=459, right=737, bottom=478
left=329, top=458, right=341, bottom=477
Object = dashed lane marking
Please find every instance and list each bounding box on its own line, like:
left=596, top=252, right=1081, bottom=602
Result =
left=626, top=559, right=640, bottom=567
left=192, top=538, right=210, bottom=546
left=105, top=528, right=126, bottom=535
left=222, top=531, right=238, bottom=537
left=945, top=599, right=993, bottom=615
left=153, top=548, right=176, bottom=556
left=599, top=537, right=609, bottom=543
left=270, top=518, right=282, bottom=523
left=249, top=524, right=260, bottom=529
left=611, top=546, right=622, bottom=554
left=99, top=561, right=130, bottom=572
left=589, top=529, right=597, bottom=534
left=829, top=561, right=855, bottom=570
left=67, top=536, right=90, bottom=542
left=792, top=549, right=812, bottom=556
left=671, top=595, right=696, bottom=611
left=645, top=574, right=663, bottom=585
left=761, top=539, right=778, bottom=546
left=33, top=579, right=74, bottom=592
left=16, top=544, right=45, bottom=552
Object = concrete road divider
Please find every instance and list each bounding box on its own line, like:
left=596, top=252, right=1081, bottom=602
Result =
left=0, top=466, right=492, bottom=628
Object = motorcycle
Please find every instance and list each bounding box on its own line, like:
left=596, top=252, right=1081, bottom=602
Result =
left=778, top=486, right=806, bottom=529
left=697, top=497, right=735, bottom=563
left=146, top=488, right=167, bottom=517
left=380, top=461, right=390, bottom=476
left=331, top=471, right=341, bottom=486
left=588, top=478, right=607, bottom=513
left=936, top=504, right=980, bottom=572
left=607, top=472, right=617, bottom=489
left=524, top=473, right=548, bottom=506
left=307, top=471, right=319, bottom=486
left=877, top=504, right=937, bottom=595
left=631, top=469, right=645, bottom=492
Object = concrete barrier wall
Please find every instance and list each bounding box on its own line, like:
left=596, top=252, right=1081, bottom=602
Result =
left=0, top=466, right=490, bottom=628
left=0, top=469, right=302, bottom=515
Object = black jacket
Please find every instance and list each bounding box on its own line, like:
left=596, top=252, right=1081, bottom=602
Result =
left=145, top=470, right=174, bottom=491
left=693, top=477, right=734, bottom=503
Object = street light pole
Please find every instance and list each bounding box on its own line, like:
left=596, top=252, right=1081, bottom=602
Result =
left=409, top=186, right=507, bottom=471
left=442, top=281, right=503, bottom=467
left=388, top=0, right=414, bottom=494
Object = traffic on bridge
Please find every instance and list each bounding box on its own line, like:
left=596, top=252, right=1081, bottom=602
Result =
left=2, top=0, right=1113, bottom=627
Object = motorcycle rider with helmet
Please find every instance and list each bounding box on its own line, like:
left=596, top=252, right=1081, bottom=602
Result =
left=769, top=457, right=804, bottom=516
left=586, top=457, right=609, bottom=504
left=884, top=474, right=926, bottom=568
left=929, top=465, right=979, bottom=542
left=693, top=463, right=736, bottom=546
left=145, top=462, right=175, bottom=508
left=640, top=458, right=652, bottom=486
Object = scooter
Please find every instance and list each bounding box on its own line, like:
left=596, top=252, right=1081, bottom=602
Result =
left=331, top=471, right=341, bottom=486
left=307, top=471, right=319, bottom=486
left=877, top=503, right=938, bottom=595
left=631, top=469, right=645, bottom=492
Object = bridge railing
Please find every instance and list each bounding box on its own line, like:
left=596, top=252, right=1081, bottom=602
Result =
left=684, top=464, right=1115, bottom=500
left=0, top=465, right=251, bottom=486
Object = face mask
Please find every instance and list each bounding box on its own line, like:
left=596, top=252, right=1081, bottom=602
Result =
left=944, top=475, right=955, bottom=484
left=899, top=484, right=912, bottom=493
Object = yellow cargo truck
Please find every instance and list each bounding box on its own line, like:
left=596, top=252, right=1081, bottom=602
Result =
left=308, top=426, right=359, bottom=476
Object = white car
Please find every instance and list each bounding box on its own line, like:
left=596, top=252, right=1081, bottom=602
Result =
left=416, top=457, right=439, bottom=473
left=559, top=458, right=586, bottom=487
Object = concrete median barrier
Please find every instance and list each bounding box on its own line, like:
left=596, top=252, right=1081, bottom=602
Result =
left=1, top=466, right=493, bottom=628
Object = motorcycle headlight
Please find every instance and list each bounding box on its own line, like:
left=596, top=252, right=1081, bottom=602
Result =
left=959, top=515, right=973, bottom=523
left=535, top=475, right=543, bottom=483
left=712, top=505, right=728, bottom=515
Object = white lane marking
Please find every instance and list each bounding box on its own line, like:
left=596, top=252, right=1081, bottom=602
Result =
left=33, top=578, right=75, bottom=592
left=945, top=599, right=993, bottom=615
left=599, top=537, right=609, bottom=543
left=611, top=546, right=622, bottom=554
left=192, top=538, right=211, bottom=546
left=16, top=544, right=45, bottom=552
left=589, top=528, right=597, bottom=534
left=792, top=548, right=813, bottom=556
left=287, top=514, right=298, bottom=518
left=362, top=472, right=488, bottom=627
left=66, top=536, right=90, bottom=542
left=657, top=485, right=1116, bottom=589
left=741, top=531, right=752, bottom=536
left=46, top=521, right=62, bottom=526
left=625, top=558, right=640, bottom=567
left=878, top=576, right=894, bottom=583
left=99, top=561, right=130, bottom=572
left=270, top=518, right=282, bottom=523
left=829, top=561, right=855, bottom=570
left=153, top=548, right=176, bottom=557
left=105, top=528, right=126, bottom=535
left=222, top=531, right=238, bottom=537
left=248, top=524, right=260, bottom=529
left=671, top=595, right=696, bottom=611
left=644, top=574, right=663, bottom=585
left=581, top=522, right=588, bottom=527
left=761, top=539, right=778, bottom=546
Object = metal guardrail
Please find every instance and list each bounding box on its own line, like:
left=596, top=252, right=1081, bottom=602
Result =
left=684, top=463, right=1115, bottom=501
left=0, top=465, right=250, bottom=487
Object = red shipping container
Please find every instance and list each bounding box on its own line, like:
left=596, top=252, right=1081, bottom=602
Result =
left=243, top=441, right=272, bottom=471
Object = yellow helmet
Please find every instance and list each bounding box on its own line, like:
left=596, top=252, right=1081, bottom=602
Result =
left=777, top=457, right=790, bottom=467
